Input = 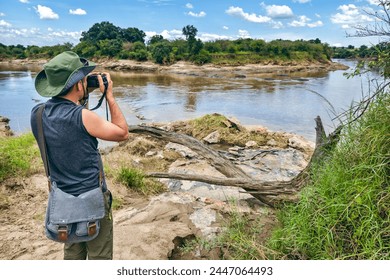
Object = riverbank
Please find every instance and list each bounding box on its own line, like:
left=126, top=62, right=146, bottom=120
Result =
left=0, top=58, right=348, bottom=79
left=0, top=114, right=314, bottom=260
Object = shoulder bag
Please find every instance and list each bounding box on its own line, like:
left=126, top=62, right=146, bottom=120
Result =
left=36, top=104, right=105, bottom=243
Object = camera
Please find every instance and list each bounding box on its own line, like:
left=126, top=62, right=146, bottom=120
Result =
left=87, top=74, right=108, bottom=90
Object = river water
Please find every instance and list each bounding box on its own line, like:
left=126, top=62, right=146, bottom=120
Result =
left=0, top=60, right=378, bottom=142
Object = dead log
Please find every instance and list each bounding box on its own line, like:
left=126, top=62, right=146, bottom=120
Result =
left=128, top=116, right=340, bottom=207
left=128, top=125, right=251, bottom=179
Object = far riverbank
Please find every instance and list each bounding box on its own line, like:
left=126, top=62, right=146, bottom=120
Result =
left=0, top=58, right=348, bottom=79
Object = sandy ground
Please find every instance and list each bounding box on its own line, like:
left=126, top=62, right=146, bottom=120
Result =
left=0, top=165, right=277, bottom=260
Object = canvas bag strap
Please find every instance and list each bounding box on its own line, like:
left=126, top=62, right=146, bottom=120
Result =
left=36, top=104, right=51, bottom=190
left=36, top=104, right=104, bottom=191
left=97, top=155, right=104, bottom=190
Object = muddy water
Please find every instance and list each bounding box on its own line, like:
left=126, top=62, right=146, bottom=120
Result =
left=0, top=60, right=377, bottom=141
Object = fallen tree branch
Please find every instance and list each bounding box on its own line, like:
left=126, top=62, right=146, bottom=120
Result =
left=128, top=125, right=251, bottom=179
left=128, top=116, right=340, bottom=207
left=148, top=172, right=296, bottom=195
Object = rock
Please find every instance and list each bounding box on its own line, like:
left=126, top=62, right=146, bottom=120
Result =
left=145, top=151, right=157, bottom=157
left=224, top=116, right=242, bottom=130
left=266, top=139, right=277, bottom=146
left=288, top=135, right=315, bottom=155
left=203, top=131, right=220, bottom=144
left=165, top=142, right=197, bottom=158
left=0, top=116, right=13, bottom=137
left=113, top=192, right=196, bottom=259
left=236, top=148, right=308, bottom=181
left=245, top=140, right=258, bottom=148
left=189, top=208, right=218, bottom=239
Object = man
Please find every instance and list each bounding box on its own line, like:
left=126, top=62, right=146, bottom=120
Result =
left=30, top=51, right=129, bottom=259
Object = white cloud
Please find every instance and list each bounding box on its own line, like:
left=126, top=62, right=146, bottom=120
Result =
left=238, top=29, right=250, bottom=38
left=69, top=8, right=87, bottom=16
left=49, top=30, right=81, bottom=40
left=289, top=15, right=323, bottom=28
left=223, top=26, right=229, bottom=30
left=187, top=11, right=206, bottom=17
left=271, top=21, right=284, bottom=29
left=289, top=15, right=310, bottom=27
left=145, top=29, right=232, bottom=42
left=331, top=4, right=373, bottom=29
left=332, top=43, right=343, bottom=47
left=307, top=20, right=323, bottom=28
left=35, top=5, right=59, bottom=20
left=367, top=0, right=380, bottom=5
left=0, top=19, right=12, bottom=27
left=293, top=0, right=311, bottom=3
left=264, top=5, right=294, bottom=19
left=186, top=3, right=193, bottom=9
left=226, top=6, right=271, bottom=23
left=147, top=29, right=184, bottom=41
left=0, top=26, right=81, bottom=46
left=19, top=0, right=30, bottom=3
left=198, top=32, right=231, bottom=41
left=0, top=12, right=5, bottom=17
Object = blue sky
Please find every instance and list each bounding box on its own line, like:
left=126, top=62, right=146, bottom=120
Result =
left=0, top=0, right=386, bottom=47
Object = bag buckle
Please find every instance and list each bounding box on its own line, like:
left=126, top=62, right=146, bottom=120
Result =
left=88, top=222, right=97, bottom=236
left=57, top=225, right=68, bottom=242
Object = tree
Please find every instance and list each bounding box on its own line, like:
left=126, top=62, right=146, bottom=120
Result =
left=150, top=41, right=172, bottom=64
left=182, top=25, right=200, bottom=56
left=148, top=35, right=165, bottom=45
left=97, top=39, right=123, bottom=57
left=182, top=25, right=197, bottom=41
left=80, top=21, right=121, bottom=44
left=347, top=0, right=390, bottom=77
left=121, top=27, right=146, bottom=44
left=73, top=41, right=98, bottom=58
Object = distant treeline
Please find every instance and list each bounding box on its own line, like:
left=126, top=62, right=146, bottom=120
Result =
left=0, top=21, right=383, bottom=65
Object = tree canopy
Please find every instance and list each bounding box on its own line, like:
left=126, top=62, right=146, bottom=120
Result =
left=0, top=21, right=380, bottom=65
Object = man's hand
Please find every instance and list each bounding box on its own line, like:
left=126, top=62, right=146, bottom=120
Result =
left=82, top=72, right=129, bottom=142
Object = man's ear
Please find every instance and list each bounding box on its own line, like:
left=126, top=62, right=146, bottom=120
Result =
left=76, top=80, right=84, bottom=92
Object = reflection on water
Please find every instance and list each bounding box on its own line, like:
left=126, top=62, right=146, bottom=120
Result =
left=0, top=60, right=377, bottom=141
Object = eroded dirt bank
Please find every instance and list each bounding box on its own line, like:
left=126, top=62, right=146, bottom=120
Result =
left=0, top=59, right=348, bottom=79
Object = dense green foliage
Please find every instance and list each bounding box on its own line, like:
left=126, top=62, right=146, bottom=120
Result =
left=267, top=91, right=389, bottom=259
left=0, top=133, right=40, bottom=182
left=0, top=21, right=360, bottom=65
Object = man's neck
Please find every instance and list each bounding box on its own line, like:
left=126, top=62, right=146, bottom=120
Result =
left=58, top=92, right=80, bottom=105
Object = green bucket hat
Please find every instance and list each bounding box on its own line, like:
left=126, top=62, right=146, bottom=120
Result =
left=35, top=51, right=96, bottom=97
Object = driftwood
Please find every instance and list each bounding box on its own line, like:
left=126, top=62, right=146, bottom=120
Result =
left=128, top=116, right=340, bottom=207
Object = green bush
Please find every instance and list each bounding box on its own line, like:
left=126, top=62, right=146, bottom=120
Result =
left=192, top=49, right=211, bottom=65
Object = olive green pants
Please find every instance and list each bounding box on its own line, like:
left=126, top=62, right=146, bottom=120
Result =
left=63, top=190, right=113, bottom=260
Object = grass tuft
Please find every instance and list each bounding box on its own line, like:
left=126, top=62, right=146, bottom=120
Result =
left=117, top=167, right=167, bottom=196
left=0, top=133, right=40, bottom=182
left=267, top=91, right=390, bottom=259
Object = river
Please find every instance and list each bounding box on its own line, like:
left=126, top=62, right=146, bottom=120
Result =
left=0, top=59, right=378, bottom=142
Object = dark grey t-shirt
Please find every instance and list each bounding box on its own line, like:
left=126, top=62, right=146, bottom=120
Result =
left=31, top=97, right=106, bottom=196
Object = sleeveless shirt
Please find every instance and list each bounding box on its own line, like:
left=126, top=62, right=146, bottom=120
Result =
left=31, top=97, right=106, bottom=196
